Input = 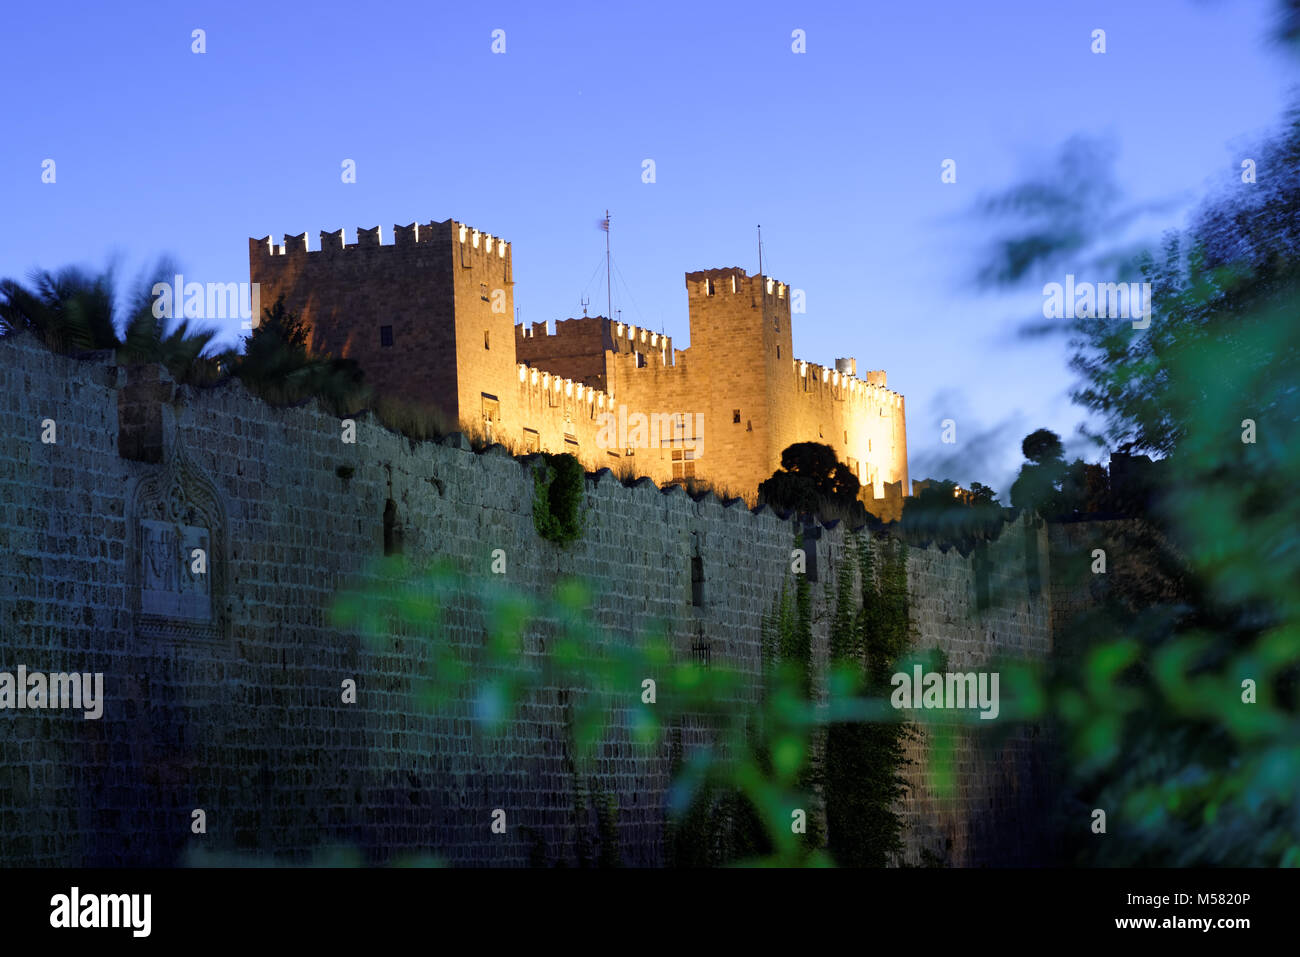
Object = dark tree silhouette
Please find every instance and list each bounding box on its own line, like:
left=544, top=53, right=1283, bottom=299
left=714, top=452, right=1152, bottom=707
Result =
left=758, top=442, right=861, bottom=515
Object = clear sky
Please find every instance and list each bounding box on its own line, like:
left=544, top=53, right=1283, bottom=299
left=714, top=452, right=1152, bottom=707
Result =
left=4, top=0, right=1295, bottom=495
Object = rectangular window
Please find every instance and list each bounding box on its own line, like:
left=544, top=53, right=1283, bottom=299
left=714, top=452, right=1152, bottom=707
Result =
left=484, top=330, right=490, bottom=350
left=672, top=448, right=696, bottom=480
left=380, top=325, right=393, bottom=347
left=564, top=436, right=579, bottom=453
left=691, top=556, right=704, bottom=607
left=635, top=352, right=646, bottom=368
left=523, top=428, right=540, bottom=453
left=733, top=409, right=741, bottom=424
left=480, top=283, right=489, bottom=301
left=481, top=393, right=500, bottom=441
left=705, top=278, right=716, bottom=296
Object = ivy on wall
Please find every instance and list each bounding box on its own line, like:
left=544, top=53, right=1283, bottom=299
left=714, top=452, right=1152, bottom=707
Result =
left=823, top=532, right=917, bottom=867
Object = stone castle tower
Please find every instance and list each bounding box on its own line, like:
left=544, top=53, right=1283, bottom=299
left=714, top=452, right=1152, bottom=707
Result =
left=250, top=220, right=908, bottom=505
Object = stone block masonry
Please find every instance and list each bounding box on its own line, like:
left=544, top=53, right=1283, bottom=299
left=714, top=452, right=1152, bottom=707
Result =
left=0, top=331, right=1059, bottom=866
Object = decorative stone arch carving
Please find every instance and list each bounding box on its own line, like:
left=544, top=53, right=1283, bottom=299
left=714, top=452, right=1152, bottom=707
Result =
left=127, top=429, right=228, bottom=641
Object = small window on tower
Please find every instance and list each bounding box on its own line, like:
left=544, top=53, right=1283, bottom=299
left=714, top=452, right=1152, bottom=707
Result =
left=484, top=330, right=491, bottom=350
left=777, top=346, right=781, bottom=358
left=733, top=409, right=740, bottom=424
left=705, top=278, right=716, bottom=296
left=480, top=283, right=489, bottom=302
left=380, top=325, right=393, bottom=347
left=523, top=428, right=540, bottom=453
left=636, top=352, right=646, bottom=368
left=481, top=394, right=500, bottom=440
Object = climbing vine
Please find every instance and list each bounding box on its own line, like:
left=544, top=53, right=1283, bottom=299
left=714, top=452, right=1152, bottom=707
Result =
left=823, top=532, right=917, bottom=866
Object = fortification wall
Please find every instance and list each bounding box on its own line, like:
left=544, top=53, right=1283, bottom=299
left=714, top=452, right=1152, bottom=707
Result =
left=0, top=332, right=1056, bottom=867
left=898, top=517, right=1059, bottom=865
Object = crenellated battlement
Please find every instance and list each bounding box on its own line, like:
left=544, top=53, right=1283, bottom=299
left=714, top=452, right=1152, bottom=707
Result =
left=249, top=218, right=511, bottom=265
left=610, top=320, right=673, bottom=366
left=515, top=316, right=676, bottom=374
left=792, top=358, right=904, bottom=409
left=684, top=267, right=789, bottom=302
left=516, top=362, right=620, bottom=414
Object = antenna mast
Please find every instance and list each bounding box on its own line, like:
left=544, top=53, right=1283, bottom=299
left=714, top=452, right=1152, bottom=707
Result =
left=605, top=209, right=613, bottom=322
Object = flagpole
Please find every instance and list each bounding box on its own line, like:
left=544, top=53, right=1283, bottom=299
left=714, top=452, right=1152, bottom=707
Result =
left=605, top=209, right=612, bottom=322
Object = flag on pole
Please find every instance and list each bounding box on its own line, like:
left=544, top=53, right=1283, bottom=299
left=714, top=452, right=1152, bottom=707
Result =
left=598, top=215, right=609, bottom=232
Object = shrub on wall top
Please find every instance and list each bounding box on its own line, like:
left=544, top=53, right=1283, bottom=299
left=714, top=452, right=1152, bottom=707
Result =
left=533, top=452, right=586, bottom=546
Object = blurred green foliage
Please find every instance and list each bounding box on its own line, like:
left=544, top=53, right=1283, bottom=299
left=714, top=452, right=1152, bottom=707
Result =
left=979, top=106, right=1300, bottom=866
left=332, top=523, right=938, bottom=867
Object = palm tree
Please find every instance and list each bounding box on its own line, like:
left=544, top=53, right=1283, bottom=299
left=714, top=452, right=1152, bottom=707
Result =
left=0, top=265, right=121, bottom=354
left=2, top=260, right=365, bottom=407
left=1, top=259, right=228, bottom=384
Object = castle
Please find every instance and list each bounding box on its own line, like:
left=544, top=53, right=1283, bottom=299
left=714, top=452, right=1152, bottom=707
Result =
left=249, top=219, right=909, bottom=505
left=0, top=329, right=1071, bottom=866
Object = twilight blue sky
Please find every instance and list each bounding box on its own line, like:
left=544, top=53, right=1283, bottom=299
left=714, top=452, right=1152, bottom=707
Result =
left=4, top=0, right=1296, bottom=495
